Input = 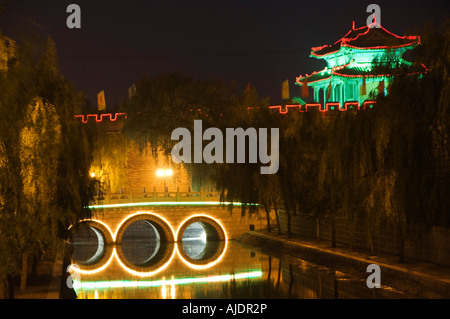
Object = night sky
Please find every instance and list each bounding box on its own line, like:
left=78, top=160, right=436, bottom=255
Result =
left=1, top=0, right=448, bottom=109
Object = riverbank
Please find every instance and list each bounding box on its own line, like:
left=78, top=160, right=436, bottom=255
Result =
left=237, top=230, right=450, bottom=299
left=13, top=244, right=76, bottom=299
left=12, top=251, right=62, bottom=299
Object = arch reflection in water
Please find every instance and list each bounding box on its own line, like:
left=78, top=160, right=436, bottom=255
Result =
left=182, top=222, right=220, bottom=260
left=116, top=216, right=175, bottom=274
left=177, top=216, right=227, bottom=268
left=69, top=214, right=228, bottom=274
left=69, top=220, right=115, bottom=273
left=120, top=220, right=161, bottom=266
left=70, top=225, right=105, bottom=266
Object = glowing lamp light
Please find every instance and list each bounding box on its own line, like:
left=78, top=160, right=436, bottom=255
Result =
left=156, top=168, right=173, bottom=177
left=90, top=172, right=96, bottom=178
left=156, top=168, right=174, bottom=192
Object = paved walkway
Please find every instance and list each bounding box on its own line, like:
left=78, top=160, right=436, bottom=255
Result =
left=242, top=230, right=450, bottom=298
left=13, top=249, right=66, bottom=299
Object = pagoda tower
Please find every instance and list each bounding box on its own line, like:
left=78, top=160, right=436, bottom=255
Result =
left=295, top=21, right=424, bottom=110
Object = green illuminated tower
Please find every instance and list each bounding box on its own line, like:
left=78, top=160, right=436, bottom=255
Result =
left=295, top=21, right=424, bottom=110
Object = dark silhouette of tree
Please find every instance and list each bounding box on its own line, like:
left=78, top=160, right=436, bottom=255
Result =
left=0, top=29, right=96, bottom=298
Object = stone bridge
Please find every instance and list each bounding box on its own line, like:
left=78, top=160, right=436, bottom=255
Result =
left=70, top=190, right=267, bottom=275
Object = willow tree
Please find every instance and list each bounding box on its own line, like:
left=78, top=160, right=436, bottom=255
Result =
left=88, top=120, right=134, bottom=194
left=121, top=72, right=199, bottom=154
left=362, top=18, right=449, bottom=262
left=18, top=97, right=61, bottom=293
left=120, top=73, right=235, bottom=192
left=120, top=72, right=272, bottom=214
left=0, top=30, right=95, bottom=298
left=208, top=84, right=271, bottom=216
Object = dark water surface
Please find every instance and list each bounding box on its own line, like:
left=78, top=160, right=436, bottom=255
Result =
left=69, top=229, right=415, bottom=299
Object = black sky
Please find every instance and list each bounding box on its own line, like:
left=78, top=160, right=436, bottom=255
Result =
left=1, top=0, right=449, bottom=109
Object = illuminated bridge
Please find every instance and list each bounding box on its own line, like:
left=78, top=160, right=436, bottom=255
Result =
left=69, top=189, right=266, bottom=278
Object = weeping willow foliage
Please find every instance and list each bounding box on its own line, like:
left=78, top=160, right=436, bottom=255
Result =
left=219, top=18, right=448, bottom=245
left=312, top=19, right=450, bottom=253
left=120, top=72, right=271, bottom=208
left=90, top=125, right=134, bottom=194
left=0, top=28, right=96, bottom=297
left=19, top=97, right=62, bottom=254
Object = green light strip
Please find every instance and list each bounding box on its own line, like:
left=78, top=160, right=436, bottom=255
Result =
left=73, top=270, right=263, bottom=290
left=88, top=201, right=258, bottom=209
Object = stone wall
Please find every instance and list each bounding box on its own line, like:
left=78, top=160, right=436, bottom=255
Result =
left=90, top=117, right=192, bottom=194
left=125, top=147, right=192, bottom=194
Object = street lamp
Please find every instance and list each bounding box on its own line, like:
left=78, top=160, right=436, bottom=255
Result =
left=156, top=168, right=173, bottom=192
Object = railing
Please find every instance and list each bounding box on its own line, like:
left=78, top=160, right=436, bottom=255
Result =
left=94, top=187, right=221, bottom=205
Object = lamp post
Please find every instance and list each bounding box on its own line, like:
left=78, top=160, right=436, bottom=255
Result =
left=156, top=168, right=173, bottom=193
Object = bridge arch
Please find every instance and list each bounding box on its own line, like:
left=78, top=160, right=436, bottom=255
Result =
left=68, top=219, right=114, bottom=271
left=115, top=212, right=175, bottom=244
left=114, top=212, right=176, bottom=274
left=176, top=215, right=227, bottom=268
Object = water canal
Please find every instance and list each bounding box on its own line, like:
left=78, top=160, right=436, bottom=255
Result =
left=69, top=221, right=417, bottom=299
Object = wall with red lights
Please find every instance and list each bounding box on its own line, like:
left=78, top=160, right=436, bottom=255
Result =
left=74, top=100, right=378, bottom=125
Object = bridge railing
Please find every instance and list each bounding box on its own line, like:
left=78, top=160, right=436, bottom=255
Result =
left=93, top=187, right=221, bottom=205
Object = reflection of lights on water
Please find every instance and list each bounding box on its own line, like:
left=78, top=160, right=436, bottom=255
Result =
left=116, top=243, right=177, bottom=277
left=69, top=247, right=116, bottom=275
left=69, top=244, right=175, bottom=277
left=94, top=289, right=99, bottom=299
left=161, top=277, right=167, bottom=299
left=171, top=276, right=176, bottom=299
left=73, top=270, right=263, bottom=290
left=175, top=215, right=228, bottom=270
left=161, top=276, right=175, bottom=299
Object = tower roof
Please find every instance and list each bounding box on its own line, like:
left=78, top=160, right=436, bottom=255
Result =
left=295, top=61, right=427, bottom=85
left=311, top=22, right=420, bottom=57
